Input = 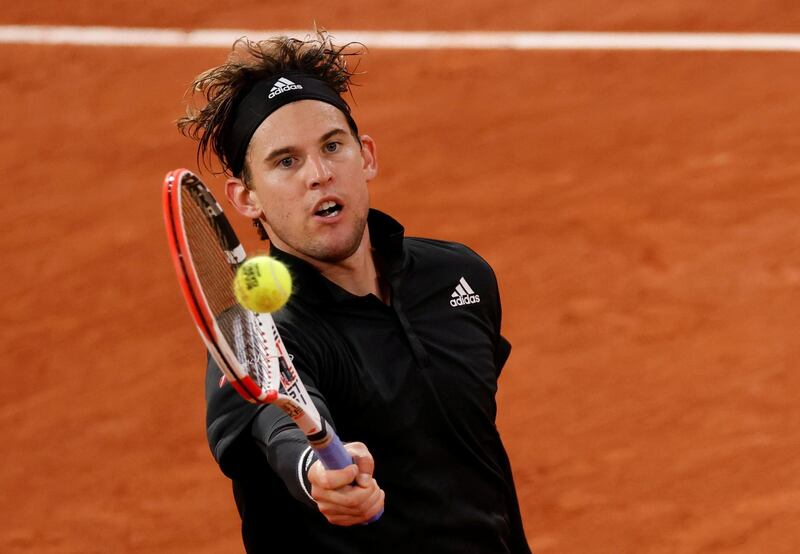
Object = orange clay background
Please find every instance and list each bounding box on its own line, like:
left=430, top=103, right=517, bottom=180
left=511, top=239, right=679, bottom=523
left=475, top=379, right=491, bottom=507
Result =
left=2, top=3, right=800, bottom=553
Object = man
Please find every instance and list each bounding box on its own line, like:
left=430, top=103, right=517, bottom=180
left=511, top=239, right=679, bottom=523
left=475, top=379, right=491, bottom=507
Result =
left=178, top=32, right=531, bottom=553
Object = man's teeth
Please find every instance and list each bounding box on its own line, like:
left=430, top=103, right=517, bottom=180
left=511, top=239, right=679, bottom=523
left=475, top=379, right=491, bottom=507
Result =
left=316, top=201, right=341, bottom=217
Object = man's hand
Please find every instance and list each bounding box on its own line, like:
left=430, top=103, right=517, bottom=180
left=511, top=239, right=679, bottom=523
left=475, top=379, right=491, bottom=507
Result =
left=308, top=441, right=385, bottom=526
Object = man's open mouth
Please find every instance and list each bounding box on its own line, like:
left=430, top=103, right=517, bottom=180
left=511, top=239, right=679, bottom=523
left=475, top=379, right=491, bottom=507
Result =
left=315, top=200, right=343, bottom=218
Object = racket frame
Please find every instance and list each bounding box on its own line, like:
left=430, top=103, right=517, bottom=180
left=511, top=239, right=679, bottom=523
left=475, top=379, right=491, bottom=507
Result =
left=162, top=169, right=345, bottom=456
left=163, top=168, right=381, bottom=522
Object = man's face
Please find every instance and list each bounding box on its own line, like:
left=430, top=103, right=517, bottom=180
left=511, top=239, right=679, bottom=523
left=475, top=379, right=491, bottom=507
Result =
left=242, top=100, right=376, bottom=263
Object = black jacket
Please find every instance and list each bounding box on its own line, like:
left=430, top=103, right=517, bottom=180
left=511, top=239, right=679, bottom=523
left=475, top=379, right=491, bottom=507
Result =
left=205, top=210, right=531, bottom=553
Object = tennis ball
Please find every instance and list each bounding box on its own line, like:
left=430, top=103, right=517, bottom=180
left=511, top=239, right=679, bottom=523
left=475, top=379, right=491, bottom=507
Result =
left=233, top=256, right=293, bottom=313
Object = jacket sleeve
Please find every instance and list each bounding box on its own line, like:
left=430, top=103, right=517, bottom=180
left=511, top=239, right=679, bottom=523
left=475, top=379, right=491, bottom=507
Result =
left=248, top=384, right=337, bottom=508
left=204, top=352, right=260, bottom=477
left=204, top=325, right=339, bottom=510
left=487, top=258, right=512, bottom=376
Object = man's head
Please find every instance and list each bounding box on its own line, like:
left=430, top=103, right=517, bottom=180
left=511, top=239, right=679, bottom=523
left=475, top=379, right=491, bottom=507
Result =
left=178, top=32, right=362, bottom=179
left=178, top=33, right=378, bottom=263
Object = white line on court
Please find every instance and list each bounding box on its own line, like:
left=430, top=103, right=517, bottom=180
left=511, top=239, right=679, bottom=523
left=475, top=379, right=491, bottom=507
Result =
left=1, top=25, right=800, bottom=51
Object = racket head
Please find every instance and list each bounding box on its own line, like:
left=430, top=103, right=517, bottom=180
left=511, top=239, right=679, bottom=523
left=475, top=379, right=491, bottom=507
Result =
left=163, top=170, right=380, bottom=521
left=163, top=168, right=279, bottom=403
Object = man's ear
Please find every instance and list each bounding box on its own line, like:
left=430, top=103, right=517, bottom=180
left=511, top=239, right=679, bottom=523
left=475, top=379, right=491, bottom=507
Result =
left=358, top=134, right=378, bottom=182
left=225, top=177, right=262, bottom=218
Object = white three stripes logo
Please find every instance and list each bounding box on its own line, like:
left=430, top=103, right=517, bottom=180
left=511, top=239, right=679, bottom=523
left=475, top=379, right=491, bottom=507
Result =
left=452, top=277, right=475, bottom=298
left=268, top=77, right=303, bottom=98
left=450, top=277, right=481, bottom=307
left=274, top=77, right=295, bottom=89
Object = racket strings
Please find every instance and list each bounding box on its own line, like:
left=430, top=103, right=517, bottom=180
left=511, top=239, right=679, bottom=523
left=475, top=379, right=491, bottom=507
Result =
left=245, top=314, right=273, bottom=390
left=182, top=180, right=275, bottom=394
left=223, top=310, right=271, bottom=389
left=182, top=188, right=236, bottom=317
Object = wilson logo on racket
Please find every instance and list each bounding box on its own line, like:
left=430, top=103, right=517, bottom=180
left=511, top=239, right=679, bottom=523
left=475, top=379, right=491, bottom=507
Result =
left=449, top=277, right=481, bottom=307
left=268, top=77, right=303, bottom=99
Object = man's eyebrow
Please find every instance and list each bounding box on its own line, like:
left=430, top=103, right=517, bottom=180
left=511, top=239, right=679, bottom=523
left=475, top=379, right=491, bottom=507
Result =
left=263, top=128, right=350, bottom=163
left=320, top=128, right=348, bottom=143
left=264, top=146, right=295, bottom=162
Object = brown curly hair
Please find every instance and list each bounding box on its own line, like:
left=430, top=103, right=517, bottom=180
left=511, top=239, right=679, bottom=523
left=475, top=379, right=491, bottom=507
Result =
left=177, top=31, right=364, bottom=181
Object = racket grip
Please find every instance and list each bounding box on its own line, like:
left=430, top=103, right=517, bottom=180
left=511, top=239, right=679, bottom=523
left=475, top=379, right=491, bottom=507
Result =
left=315, top=432, right=352, bottom=470
left=314, top=433, right=383, bottom=523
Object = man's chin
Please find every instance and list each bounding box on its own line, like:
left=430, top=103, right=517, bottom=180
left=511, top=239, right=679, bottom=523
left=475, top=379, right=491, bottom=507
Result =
left=306, top=239, right=363, bottom=264
left=269, top=215, right=368, bottom=264
left=303, top=218, right=368, bottom=263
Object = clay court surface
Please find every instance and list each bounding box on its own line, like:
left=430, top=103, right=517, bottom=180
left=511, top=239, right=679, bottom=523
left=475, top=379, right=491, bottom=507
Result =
left=2, top=3, right=800, bottom=553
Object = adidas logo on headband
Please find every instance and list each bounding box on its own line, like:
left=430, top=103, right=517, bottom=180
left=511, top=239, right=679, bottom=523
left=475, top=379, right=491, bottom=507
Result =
left=269, top=77, right=303, bottom=99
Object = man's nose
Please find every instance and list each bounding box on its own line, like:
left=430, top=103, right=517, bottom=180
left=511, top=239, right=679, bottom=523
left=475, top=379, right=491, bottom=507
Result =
left=305, top=155, right=333, bottom=188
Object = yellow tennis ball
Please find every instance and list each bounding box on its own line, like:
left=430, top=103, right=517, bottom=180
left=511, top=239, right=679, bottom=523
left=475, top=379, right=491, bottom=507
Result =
left=233, top=256, right=293, bottom=313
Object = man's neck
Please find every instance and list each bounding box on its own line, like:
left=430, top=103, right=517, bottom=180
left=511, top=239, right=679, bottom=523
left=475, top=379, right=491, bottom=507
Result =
left=320, top=250, right=384, bottom=301
left=296, top=230, right=389, bottom=304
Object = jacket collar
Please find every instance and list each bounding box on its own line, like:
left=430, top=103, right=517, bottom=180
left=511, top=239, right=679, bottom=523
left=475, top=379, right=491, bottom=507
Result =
left=268, top=209, right=406, bottom=305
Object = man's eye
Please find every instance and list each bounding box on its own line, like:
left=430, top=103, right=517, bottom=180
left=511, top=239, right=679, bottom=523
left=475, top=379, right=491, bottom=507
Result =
left=325, top=142, right=340, bottom=153
left=279, top=157, right=294, bottom=168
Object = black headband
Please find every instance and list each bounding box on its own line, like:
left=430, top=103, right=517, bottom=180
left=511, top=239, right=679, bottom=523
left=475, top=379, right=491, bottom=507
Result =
left=225, top=71, right=359, bottom=176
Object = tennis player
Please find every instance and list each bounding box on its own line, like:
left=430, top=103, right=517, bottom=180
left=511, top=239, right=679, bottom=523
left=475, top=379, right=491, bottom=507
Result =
left=178, top=32, right=531, bottom=553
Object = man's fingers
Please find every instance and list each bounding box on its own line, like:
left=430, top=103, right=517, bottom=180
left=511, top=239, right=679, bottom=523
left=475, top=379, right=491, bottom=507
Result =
left=319, top=485, right=385, bottom=522
left=312, top=463, right=359, bottom=490
left=352, top=455, right=375, bottom=479
left=361, top=486, right=385, bottom=518
left=317, top=480, right=379, bottom=511
left=308, top=442, right=383, bottom=526
left=345, top=442, right=375, bottom=478
left=355, top=472, right=371, bottom=487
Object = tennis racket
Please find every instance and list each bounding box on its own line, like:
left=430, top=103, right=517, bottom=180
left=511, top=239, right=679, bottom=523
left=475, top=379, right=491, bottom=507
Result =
left=163, top=168, right=379, bottom=520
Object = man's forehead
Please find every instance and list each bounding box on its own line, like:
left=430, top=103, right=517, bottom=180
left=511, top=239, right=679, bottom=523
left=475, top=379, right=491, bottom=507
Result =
left=251, top=100, right=350, bottom=146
